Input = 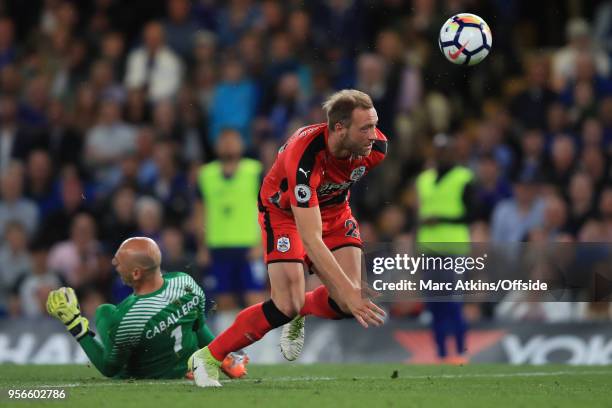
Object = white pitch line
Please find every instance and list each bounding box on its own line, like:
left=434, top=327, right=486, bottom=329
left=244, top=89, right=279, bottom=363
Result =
left=32, top=370, right=612, bottom=388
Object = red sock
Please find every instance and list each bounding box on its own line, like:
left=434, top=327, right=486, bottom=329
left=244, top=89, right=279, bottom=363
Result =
left=208, top=303, right=271, bottom=361
left=299, top=286, right=342, bottom=319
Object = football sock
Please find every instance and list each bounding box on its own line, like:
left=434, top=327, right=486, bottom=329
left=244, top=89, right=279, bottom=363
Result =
left=208, top=300, right=292, bottom=361
left=300, top=285, right=353, bottom=319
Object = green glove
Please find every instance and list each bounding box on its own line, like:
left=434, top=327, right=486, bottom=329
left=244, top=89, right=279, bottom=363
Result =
left=46, top=287, right=91, bottom=340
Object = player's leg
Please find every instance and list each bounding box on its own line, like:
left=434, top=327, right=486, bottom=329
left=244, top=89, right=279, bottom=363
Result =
left=190, top=210, right=306, bottom=386
left=190, top=262, right=302, bottom=386
left=300, top=212, right=364, bottom=319
left=307, top=245, right=362, bottom=317
left=280, top=214, right=363, bottom=361
left=206, top=261, right=303, bottom=358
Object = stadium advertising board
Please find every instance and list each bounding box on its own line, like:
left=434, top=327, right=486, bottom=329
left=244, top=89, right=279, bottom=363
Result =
left=2, top=319, right=612, bottom=365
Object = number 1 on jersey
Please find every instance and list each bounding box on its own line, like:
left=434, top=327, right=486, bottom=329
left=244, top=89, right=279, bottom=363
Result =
left=170, top=326, right=183, bottom=353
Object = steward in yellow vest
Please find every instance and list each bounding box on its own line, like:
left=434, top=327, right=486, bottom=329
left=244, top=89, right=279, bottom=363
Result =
left=416, top=134, right=476, bottom=253
left=194, top=129, right=266, bottom=310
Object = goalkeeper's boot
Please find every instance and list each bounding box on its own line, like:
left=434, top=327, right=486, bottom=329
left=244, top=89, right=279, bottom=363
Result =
left=280, top=315, right=305, bottom=361
left=188, top=346, right=222, bottom=387
left=220, top=351, right=249, bottom=379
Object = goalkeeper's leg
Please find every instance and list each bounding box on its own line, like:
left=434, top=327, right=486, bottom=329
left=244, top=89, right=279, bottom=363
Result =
left=190, top=262, right=303, bottom=387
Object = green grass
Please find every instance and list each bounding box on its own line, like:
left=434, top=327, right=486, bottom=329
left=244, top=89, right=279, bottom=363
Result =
left=1, top=364, right=611, bottom=408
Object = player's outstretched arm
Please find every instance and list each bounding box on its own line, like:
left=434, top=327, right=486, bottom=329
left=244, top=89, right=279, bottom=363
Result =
left=292, top=205, right=385, bottom=328
left=47, top=288, right=124, bottom=377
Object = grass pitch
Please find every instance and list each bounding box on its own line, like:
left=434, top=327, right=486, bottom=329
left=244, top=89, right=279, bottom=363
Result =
left=1, top=364, right=611, bottom=407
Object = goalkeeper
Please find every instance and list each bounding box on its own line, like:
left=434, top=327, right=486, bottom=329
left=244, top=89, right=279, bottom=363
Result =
left=46, top=237, right=247, bottom=379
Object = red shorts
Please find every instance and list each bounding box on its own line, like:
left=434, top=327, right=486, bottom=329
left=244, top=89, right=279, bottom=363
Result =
left=258, top=205, right=362, bottom=265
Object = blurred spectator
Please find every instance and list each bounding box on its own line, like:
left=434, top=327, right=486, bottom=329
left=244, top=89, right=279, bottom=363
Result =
left=146, top=141, right=191, bottom=224
left=594, top=0, right=612, bottom=56
left=377, top=204, right=408, bottom=241
left=124, top=88, right=149, bottom=125
left=0, top=64, right=22, bottom=95
left=581, top=117, right=604, bottom=150
left=24, top=149, right=61, bottom=217
left=510, top=54, right=558, bottom=129
left=34, top=99, right=83, bottom=168
left=98, top=184, right=138, bottom=252
left=375, top=29, right=422, bottom=130
left=163, top=0, right=199, bottom=62
left=152, top=99, right=181, bottom=142
left=47, top=212, right=103, bottom=289
left=85, top=99, right=136, bottom=185
left=0, top=95, right=32, bottom=170
left=192, top=31, right=217, bottom=68
left=560, top=52, right=612, bottom=126
left=124, top=21, right=183, bottom=102
left=567, top=172, right=597, bottom=236
left=579, top=146, right=609, bottom=192
left=287, top=9, right=317, bottom=63
left=552, top=18, right=610, bottom=92
left=266, top=72, right=305, bottom=140
left=161, top=226, right=197, bottom=277
left=9, top=241, right=64, bottom=318
left=474, top=120, right=514, bottom=177
left=176, top=86, right=207, bottom=163
left=79, top=287, right=106, bottom=318
left=70, top=82, right=99, bottom=134
left=208, top=57, right=256, bottom=145
left=599, top=104, right=612, bottom=144
left=216, top=0, right=262, bottom=48
left=546, top=135, right=576, bottom=197
left=0, top=17, right=16, bottom=70
left=544, top=102, right=571, bottom=144
left=90, top=59, right=125, bottom=102
left=516, top=128, right=546, bottom=176
left=0, top=162, right=39, bottom=237
left=135, top=195, right=163, bottom=241
left=0, top=221, right=33, bottom=314
left=598, top=188, right=612, bottom=241
left=37, top=166, right=89, bottom=245
left=528, top=193, right=569, bottom=241
left=491, top=169, right=546, bottom=242
left=100, top=31, right=127, bottom=81
left=19, top=75, right=50, bottom=129
left=474, top=155, right=513, bottom=222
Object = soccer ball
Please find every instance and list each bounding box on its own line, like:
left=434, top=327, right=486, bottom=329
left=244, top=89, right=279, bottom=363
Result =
left=439, top=13, right=492, bottom=66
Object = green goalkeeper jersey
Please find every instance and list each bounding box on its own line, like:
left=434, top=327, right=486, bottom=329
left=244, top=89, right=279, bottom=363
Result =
left=78, top=272, right=215, bottom=379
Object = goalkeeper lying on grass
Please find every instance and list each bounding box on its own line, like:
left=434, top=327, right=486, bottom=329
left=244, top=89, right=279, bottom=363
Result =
left=46, top=237, right=248, bottom=379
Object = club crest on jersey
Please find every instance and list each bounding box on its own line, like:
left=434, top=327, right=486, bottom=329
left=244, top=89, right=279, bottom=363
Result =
left=350, top=166, right=366, bottom=181
left=277, top=236, right=291, bottom=253
left=294, top=184, right=311, bottom=203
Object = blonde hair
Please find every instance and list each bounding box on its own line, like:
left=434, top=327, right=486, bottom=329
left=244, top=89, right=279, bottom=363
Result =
left=322, top=89, right=373, bottom=130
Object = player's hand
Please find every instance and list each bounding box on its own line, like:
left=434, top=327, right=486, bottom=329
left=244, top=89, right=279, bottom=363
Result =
left=345, top=287, right=386, bottom=329
left=46, top=287, right=91, bottom=340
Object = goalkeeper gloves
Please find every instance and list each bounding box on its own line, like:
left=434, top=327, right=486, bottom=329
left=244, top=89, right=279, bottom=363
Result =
left=46, top=287, right=92, bottom=340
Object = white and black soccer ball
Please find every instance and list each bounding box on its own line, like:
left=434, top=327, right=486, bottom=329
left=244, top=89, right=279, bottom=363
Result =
left=439, top=13, right=492, bottom=66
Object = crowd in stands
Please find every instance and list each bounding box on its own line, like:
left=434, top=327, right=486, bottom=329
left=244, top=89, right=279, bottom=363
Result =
left=0, top=0, right=610, bottom=320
